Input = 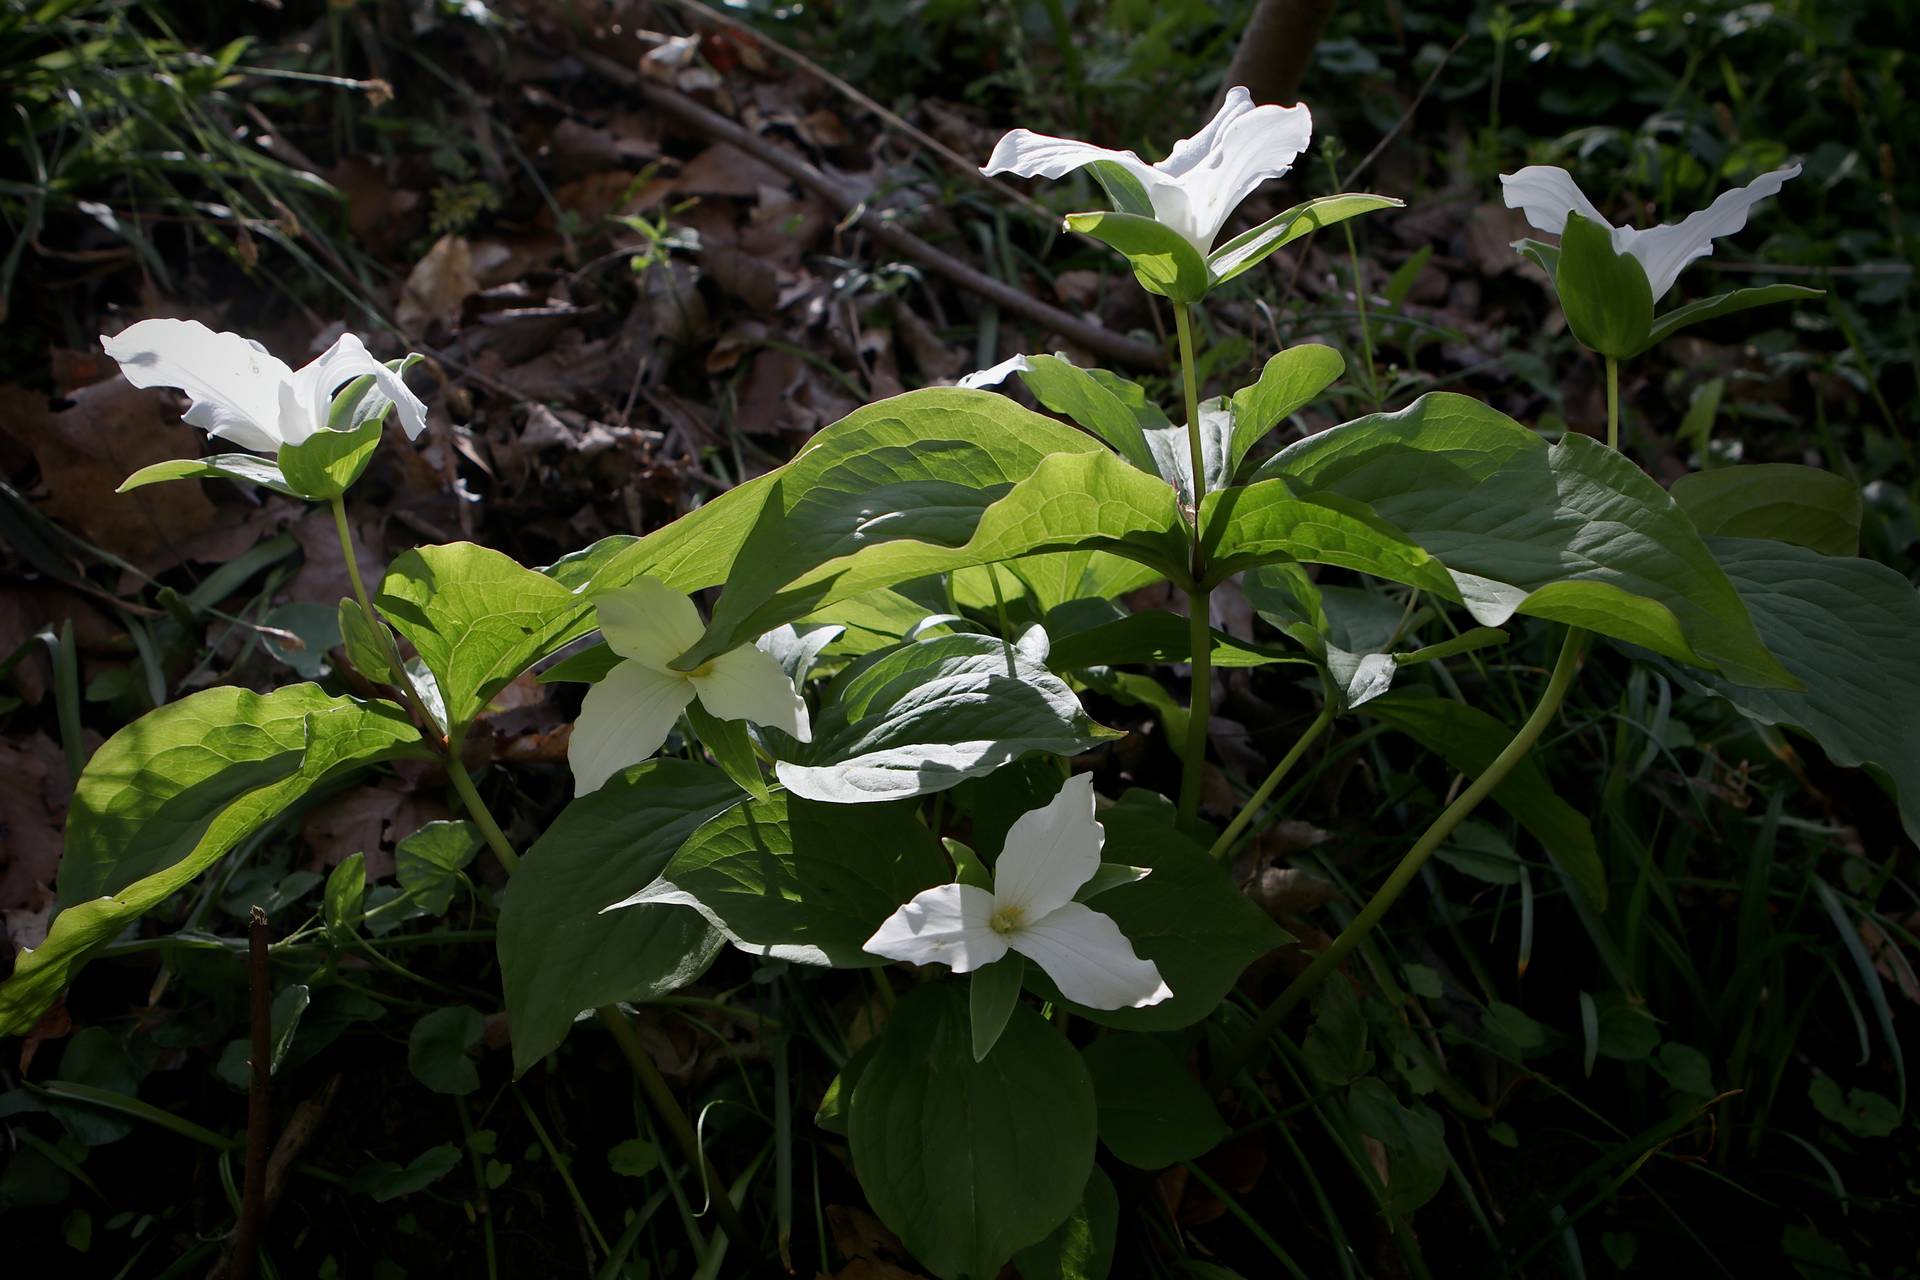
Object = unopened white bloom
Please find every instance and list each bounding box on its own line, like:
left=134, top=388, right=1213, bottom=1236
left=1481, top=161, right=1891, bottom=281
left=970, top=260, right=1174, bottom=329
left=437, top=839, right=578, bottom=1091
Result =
left=569, top=576, right=811, bottom=795
left=100, top=318, right=428, bottom=454
left=982, top=87, right=1313, bottom=253
left=864, top=774, right=1171, bottom=1010
left=1500, top=163, right=1801, bottom=300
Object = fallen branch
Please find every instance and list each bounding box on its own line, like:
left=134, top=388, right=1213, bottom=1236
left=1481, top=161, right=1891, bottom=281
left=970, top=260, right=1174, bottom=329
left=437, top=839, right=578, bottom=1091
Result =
left=575, top=48, right=1168, bottom=371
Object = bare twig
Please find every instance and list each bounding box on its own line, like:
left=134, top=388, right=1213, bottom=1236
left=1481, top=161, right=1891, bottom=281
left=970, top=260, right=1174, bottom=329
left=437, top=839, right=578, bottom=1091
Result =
left=230, top=906, right=271, bottom=1280
left=574, top=48, right=1167, bottom=370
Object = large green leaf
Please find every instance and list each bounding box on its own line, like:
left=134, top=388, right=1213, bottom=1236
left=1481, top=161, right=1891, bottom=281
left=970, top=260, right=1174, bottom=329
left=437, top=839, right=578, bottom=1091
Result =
left=1206, top=193, right=1403, bottom=287
left=1253, top=393, right=1793, bottom=688
left=1028, top=791, right=1287, bottom=1030
left=496, top=760, right=739, bottom=1075
left=617, top=790, right=948, bottom=966
left=850, top=984, right=1096, bottom=1280
left=1011, top=354, right=1160, bottom=473
left=1045, top=609, right=1313, bottom=671
left=1200, top=475, right=1459, bottom=595
left=1670, top=464, right=1860, bottom=557
left=593, top=390, right=1191, bottom=670
left=1012, top=1166, right=1117, bottom=1280
left=1, top=686, right=425, bottom=1035
left=1361, top=690, right=1605, bottom=906
left=1695, top=538, right=1920, bottom=847
left=375, top=542, right=581, bottom=736
left=1062, top=209, right=1209, bottom=302
left=1080, top=1035, right=1229, bottom=1169
left=774, top=629, right=1120, bottom=803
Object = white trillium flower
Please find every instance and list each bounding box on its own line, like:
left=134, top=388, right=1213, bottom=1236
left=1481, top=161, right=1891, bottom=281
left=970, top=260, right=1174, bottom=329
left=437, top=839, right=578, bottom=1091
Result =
left=569, top=576, right=811, bottom=795
left=100, top=318, right=428, bottom=455
left=864, top=774, right=1172, bottom=1010
left=1500, top=163, right=1801, bottom=300
left=982, top=86, right=1313, bottom=254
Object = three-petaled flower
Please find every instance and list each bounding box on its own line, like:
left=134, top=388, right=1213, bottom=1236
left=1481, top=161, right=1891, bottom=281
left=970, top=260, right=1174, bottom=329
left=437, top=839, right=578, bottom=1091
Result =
left=864, top=774, right=1171, bottom=1010
left=1501, top=163, right=1801, bottom=300
left=982, top=86, right=1312, bottom=254
left=100, top=318, right=428, bottom=454
left=570, top=576, right=811, bottom=795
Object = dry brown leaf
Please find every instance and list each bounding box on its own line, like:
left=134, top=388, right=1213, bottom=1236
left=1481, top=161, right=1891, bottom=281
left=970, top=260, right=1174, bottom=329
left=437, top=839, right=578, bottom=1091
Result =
left=396, top=234, right=480, bottom=335
left=673, top=142, right=791, bottom=199
left=0, top=378, right=216, bottom=558
left=0, top=731, right=66, bottom=918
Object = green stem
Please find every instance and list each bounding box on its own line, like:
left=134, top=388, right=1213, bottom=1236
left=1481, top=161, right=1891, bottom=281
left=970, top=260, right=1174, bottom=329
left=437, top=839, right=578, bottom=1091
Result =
left=1174, top=303, right=1213, bottom=827
left=1605, top=354, right=1620, bottom=451
left=1210, top=627, right=1588, bottom=1090
left=445, top=746, right=519, bottom=875
left=329, top=492, right=373, bottom=615
left=600, top=1006, right=756, bottom=1252
left=1209, top=704, right=1336, bottom=862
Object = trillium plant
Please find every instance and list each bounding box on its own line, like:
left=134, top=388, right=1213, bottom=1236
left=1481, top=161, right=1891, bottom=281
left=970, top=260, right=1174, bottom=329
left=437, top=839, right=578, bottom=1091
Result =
left=12, top=82, right=1895, bottom=1280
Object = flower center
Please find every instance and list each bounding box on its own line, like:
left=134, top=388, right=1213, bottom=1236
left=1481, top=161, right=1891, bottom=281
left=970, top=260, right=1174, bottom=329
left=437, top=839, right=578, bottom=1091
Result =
left=988, top=903, right=1025, bottom=935
left=686, top=659, right=716, bottom=679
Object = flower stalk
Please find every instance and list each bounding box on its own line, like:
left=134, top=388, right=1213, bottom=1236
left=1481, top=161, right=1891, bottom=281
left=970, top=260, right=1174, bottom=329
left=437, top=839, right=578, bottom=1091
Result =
left=1174, top=302, right=1213, bottom=827
left=1209, top=703, right=1336, bottom=863
left=1605, top=354, right=1620, bottom=452
left=1210, top=625, right=1588, bottom=1091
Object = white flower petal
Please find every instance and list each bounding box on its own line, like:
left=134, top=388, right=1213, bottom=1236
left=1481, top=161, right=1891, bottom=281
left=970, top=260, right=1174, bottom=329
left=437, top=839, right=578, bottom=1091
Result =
left=594, top=576, right=707, bottom=671
left=981, top=129, right=1159, bottom=191
left=1153, top=86, right=1258, bottom=178
left=957, top=354, right=1032, bottom=390
left=568, top=659, right=696, bottom=794
left=99, top=318, right=293, bottom=452
left=1010, top=900, right=1171, bottom=1010
left=863, top=882, right=1008, bottom=973
left=1614, top=163, right=1801, bottom=300
left=691, top=642, right=811, bottom=741
left=992, top=773, right=1103, bottom=919
left=1160, top=93, right=1313, bottom=250
left=1498, top=165, right=1613, bottom=238
left=290, top=333, right=430, bottom=442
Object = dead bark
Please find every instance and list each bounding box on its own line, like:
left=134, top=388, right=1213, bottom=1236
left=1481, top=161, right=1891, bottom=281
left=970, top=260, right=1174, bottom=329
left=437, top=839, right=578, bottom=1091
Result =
left=1222, top=0, right=1336, bottom=107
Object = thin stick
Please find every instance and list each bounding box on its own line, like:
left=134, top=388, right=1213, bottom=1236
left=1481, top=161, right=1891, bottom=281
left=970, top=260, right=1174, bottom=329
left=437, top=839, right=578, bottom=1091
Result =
left=1210, top=627, right=1588, bottom=1091
left=573, top=48, right=1166, bottom=371
left=232, top=906, right=271, bottom=1280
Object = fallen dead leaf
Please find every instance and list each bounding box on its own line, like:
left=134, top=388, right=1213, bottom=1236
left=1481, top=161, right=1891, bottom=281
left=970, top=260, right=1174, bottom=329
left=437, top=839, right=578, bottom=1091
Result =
left=396, top=234, right=481, bottom=335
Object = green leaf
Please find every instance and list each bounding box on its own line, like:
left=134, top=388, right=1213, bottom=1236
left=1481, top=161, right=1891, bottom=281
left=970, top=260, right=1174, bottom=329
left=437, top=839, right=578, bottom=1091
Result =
left=1226, top=345, right=1346, bottom=476
left=324, top=852, right=366, bottom=945
left=1029, top=790, right=1287, bottom=1030
left=971, top=953, right=1026, bottom=1062
left=774, top=630, right=1121, bottom=803
left=375, top=542, right=581, bottom=736
left=1642, top=284, right=1823, bottom=352
left=1045, top=609, right=1312, bottom=671
left=1083, top=161, right=1154, bottom=217
left=278, top=418, right=383, bottom=501
left=1362, top=691, right=1604, bottom=907
left=1809, top=1077, right=1899, bottom=1139
left=395, top=821, right=483, bottom=915
left=337, top=598, right=400, bottom=685
left=850, top=984, right=1096, bottom=1280
left=535, top=641, right=623, bottom=685
left=48, top=1028, right=142, bottom=1145
left=496, top=760, right=738, bottom=1075
left=349, top=1144, right=462, bottom=1201
left=1062, top=209, right=1209, bottom=302
left=1080, top=1035, right=1228, bottom=1169
left=1013, top=354, right=1161, bottom=473
left=117, top=453, right=295, bottom=497
left=1512, top=237, right=1560, bottom=278
left=619, top=789, right=948, bottom=967
left=814, top=1038, right=876, bottom=1138
left=1013, top=1165, right=1117, bottom=1280
left=1433, top=821, right=1522, bottom=886
left=0, top=687, right=425, bottom=1036
left=262, top=602, right=341, bottom=680
left=586, top=389, right=1188, bottom=670
left=1651, top=1042, right=1716, bottom=1099
left=684, top=698, right=770, bottom=802
left=1670, top=464, right=1861, bottom=556
left=1554, top=210, right=1653, bottom=358
left=1302, top=978, right=1373, bottom=1087
left=1200, top=474, right=1459, bottom=597
left=407, top=1006, right=484, bottom=1096
left=1693, top=538, right=1920, bottom=848
left=1207, top=193, right=1403, bottom=287
left=1482, top=1001, right=1551, bottom=1059
left=1344, top=1078, right=1447, bottom=1214
left=1256, top=393, right=1794, bottom=689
